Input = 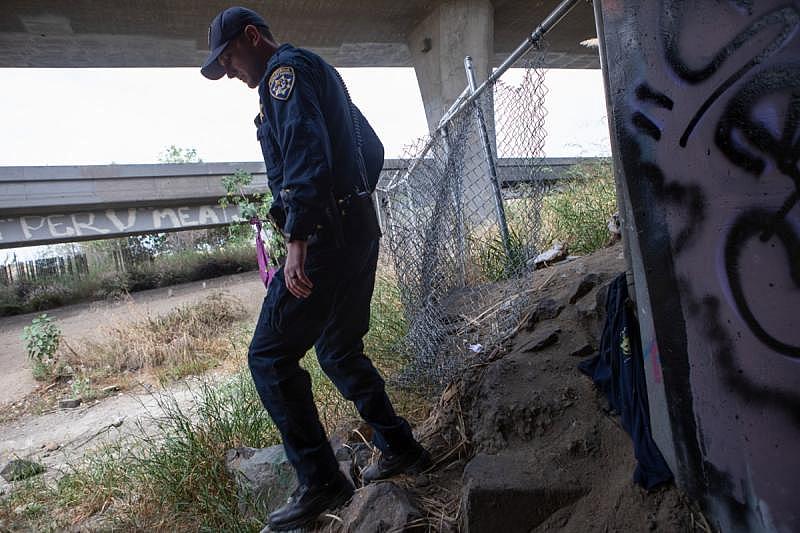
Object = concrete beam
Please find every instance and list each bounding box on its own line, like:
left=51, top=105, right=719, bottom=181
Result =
left=0, top=204, right=243, bottom=248
left=409, top=0, right=494, bottom=130
left=0, top=1, right=599, bottom=69
left=0, top=158, right=592, bottom=248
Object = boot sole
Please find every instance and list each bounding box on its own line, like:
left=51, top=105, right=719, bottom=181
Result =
left=267, top=488, right=354, bottom=532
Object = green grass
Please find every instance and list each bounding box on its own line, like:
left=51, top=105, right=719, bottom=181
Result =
left=0, top=371, right=278, bottom=531
left=539, top=160, right=618, bottom=255
left=0, top=268, right=421, bottom=531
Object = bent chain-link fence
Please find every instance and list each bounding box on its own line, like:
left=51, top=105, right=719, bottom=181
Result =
left=376, top=43, right=551, bottom=393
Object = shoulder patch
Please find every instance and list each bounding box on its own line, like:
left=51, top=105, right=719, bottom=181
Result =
left=269, top=66, right=295, bottom=101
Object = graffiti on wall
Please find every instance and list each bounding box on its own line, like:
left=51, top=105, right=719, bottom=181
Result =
left=0, top=204, right=242, bottom=248
left=599, top=0, right=799, bottom=530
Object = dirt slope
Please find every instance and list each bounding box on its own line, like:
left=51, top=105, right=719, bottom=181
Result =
left=410, top=244, right=703, bottom=532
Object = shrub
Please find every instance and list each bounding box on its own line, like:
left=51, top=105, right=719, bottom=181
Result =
left=22, top=314, right=61, bottom=381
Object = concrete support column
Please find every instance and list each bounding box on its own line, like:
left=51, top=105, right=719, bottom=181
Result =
left=408, top=0, right=494, bottom=131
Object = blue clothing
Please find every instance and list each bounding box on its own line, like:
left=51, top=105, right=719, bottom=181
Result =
left=578, top=274, right=673, bottom=490
left=248, top=44, right=413, bottom=487
left=248, top=237, right=414, bottom=486
left=255, top=43, right=384, bottom=241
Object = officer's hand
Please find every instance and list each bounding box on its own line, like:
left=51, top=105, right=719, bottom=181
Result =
left=284, top=240, right=313, bottom=299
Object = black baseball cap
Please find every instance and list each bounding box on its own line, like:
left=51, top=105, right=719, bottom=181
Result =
left=201, top=6, right=269, bottom=80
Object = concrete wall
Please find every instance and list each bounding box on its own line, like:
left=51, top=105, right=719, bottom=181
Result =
left=595, top=1, right=800, bottom=532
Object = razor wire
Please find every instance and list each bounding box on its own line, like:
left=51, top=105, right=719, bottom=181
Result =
left=376, top=41, right=552, bottom=393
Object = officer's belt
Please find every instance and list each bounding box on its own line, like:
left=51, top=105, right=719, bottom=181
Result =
left=316, top=192, right=380, bottom=246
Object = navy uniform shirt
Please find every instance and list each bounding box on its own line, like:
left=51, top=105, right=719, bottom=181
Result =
left=255, top=43, right=384, bottom=241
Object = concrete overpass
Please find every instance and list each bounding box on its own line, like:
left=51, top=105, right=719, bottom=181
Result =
left=1, top=0, right=599, bottom=129
left=0, top=158, right=594, bottom=249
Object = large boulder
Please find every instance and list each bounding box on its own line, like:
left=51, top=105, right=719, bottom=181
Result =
left=225, top=445, right=296, bottom=520
left=340, top=482, right=424, bottom=532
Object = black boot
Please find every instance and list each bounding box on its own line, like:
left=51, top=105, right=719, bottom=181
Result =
left=362, top=443, right=432, bottom=484
left=267, top=471, right=354, bottom=531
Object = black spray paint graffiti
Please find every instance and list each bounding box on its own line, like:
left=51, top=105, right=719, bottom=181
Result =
left=602, top=0, right=800, bottom=525
left=716, top=66, right=800, bottom=358
left=630, top=83, right=706, bottom=255
left=658, top=1, right=800, bottom=358
left=661, top=2, right=799, bottom=146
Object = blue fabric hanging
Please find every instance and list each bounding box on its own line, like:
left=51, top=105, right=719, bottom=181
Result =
left=578, top=273, right=673, bottom=490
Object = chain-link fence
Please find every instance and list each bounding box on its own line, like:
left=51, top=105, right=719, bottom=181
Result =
left=375, top=42, right=554, bottom=393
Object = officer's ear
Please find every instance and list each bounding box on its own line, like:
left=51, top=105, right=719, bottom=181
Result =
left=242, top=25, right=261, bottom=47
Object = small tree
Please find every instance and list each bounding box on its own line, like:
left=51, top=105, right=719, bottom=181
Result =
left=159, top=145, right=202, bottom=164
left=219, top=169, right=284, bottom=260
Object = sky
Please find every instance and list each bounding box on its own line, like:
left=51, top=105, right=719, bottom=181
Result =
left=0, top=67, right=610, bottom=261
left=0, top=67, right=609, bottom=166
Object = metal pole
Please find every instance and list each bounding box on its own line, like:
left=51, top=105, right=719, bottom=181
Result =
left=465, top=55, right=512, bottom=259
left=441, top=123, right=468, bottom=286
left=465, top=0, right=580, bottom=109
left=385, top=0, right=580, bottom=193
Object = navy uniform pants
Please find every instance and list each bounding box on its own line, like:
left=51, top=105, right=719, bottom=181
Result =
left=248, top=235, right=414, bottom=487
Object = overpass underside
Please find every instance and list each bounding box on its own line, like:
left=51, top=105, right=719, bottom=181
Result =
left=1, top=0, right=599, bottom=130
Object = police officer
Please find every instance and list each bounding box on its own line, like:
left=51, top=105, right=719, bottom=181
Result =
left=201, top=7, right=430, bottom=531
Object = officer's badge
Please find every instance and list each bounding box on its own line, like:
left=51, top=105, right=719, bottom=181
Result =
left=269, top=66, right=295, bottom=101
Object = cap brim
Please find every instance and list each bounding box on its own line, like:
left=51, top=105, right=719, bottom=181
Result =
left=200, top=40, right=230, bottom=80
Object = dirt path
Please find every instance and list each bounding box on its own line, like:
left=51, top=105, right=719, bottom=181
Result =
left=0, top=272, right=266, bottom=405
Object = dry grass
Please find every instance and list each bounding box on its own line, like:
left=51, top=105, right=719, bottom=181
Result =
left=63, top=292, right=247, bottom=384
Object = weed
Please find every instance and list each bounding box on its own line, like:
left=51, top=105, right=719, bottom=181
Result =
left=69, top=376, right=97, bottom=401
left=21, top=314, right=61, bottom=381
left=470, top=223, right=531, bottom=282
left=539, top=160, right=618, bottom=255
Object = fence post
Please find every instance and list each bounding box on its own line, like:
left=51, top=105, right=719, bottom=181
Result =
left=441, top=123, right=468, bottom=286
left=464, top=55, right=512, bottom=259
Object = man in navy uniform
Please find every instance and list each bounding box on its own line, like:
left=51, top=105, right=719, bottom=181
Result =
left=201, top=7, right=430, bottom=531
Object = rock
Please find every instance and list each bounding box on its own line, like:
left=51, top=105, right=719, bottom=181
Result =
left=520, top=326, right=561, bottom=353
left=337, top=459, right=356, bottom=487
left=42, top=441, right=60, bottom=452
left=225, top=445, right=296, bottom=520
left=569, top=343, right=595, bottom=358
left=569, top=273, right=600, bottom=305
left=577, top=294, right=598, bottom=318
left=525, top=298, right=565, bottom=331
left=340, top=482, right=423, bottom=533
left=1, top=459, right=45, bottom=482
left=462, top=453, right=586, bottom=533
left=334, top=444, right=352, bottom=461
left=59, top=398, right=82, bottom=409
